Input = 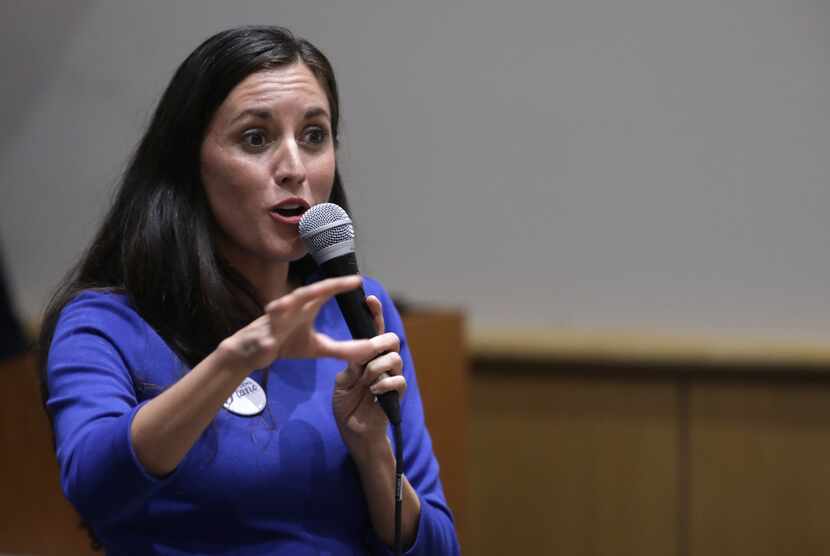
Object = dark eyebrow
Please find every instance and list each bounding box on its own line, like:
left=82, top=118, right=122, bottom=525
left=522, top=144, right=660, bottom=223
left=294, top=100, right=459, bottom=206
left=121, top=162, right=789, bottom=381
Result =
left=304, top=107, right=330, bottom=121
left=230, top=109, right=272, bottom=125
left=230, top=106, right=330, bottom=125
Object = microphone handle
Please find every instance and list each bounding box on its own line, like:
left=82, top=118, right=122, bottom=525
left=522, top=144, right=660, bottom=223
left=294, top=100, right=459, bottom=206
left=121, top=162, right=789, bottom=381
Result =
left=320, top=257, right=401, bottom=424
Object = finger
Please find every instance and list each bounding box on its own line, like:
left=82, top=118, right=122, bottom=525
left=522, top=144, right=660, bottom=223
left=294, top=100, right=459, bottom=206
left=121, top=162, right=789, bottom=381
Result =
left=299, top=295, right=329, bottom=318
left=291, top=275, right=363, bottom=306
left=353, top=332, right=401, bottom=368
left=265, top=275, right=362, bottom=313
left=363, top=352, right=404, bottom=386
left=315, top=334, right=379, bottom=363
left=238, top=313, right=271, bottom=332
left=334, top=363, right=362, bottom=388
left=368, top=332, right=400, bottom=362
left=366, top=295, right=385, bottom=335
left=369, top=375, right=407, bottom=398
left=264, top=296, right=326, bottom=339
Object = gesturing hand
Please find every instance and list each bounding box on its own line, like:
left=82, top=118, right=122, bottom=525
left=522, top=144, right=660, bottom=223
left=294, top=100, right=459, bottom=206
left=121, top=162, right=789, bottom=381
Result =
left=218, top=276, right=378, bottom=372
left=332, top=295, right=407, bottom=460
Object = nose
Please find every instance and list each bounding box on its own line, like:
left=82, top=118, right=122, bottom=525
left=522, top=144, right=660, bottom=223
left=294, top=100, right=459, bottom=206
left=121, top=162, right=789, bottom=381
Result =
left=273, top=140, right=307, bottom=189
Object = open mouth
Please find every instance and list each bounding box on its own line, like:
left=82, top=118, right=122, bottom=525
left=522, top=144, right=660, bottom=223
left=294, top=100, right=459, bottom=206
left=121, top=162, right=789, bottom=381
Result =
left=272, top=206, right=306, bottom=217
left=270, top=200, right=310, bottom=219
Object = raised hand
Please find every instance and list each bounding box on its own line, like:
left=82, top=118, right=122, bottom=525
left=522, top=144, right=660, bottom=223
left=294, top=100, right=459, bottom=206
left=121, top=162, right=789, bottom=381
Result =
left=218, top=276, right=378, bottom=372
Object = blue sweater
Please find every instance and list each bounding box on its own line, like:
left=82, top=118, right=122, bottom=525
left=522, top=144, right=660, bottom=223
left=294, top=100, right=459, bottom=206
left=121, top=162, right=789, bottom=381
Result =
left=46, top=278, right=460, bottom=555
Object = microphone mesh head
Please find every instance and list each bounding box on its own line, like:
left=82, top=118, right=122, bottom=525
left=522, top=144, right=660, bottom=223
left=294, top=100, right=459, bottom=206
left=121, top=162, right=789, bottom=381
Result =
left=298, top=203, right=355, bottom=256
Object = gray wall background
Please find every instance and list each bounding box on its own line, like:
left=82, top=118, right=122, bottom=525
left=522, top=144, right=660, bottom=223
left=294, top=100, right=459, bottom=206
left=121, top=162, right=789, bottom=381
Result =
left=2, top=0, right=829, bottom=339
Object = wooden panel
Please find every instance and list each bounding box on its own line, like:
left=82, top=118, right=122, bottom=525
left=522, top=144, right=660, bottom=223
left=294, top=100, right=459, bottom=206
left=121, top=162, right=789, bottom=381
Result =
left=401, top=310, right=469, bottom=549
left=467, top=372, right=679, bottom=556
left=0, top=353, right=96, bottom=555
left=689, top=381, right=830, bottom=556
left=471, top=327, right=830, bottom=368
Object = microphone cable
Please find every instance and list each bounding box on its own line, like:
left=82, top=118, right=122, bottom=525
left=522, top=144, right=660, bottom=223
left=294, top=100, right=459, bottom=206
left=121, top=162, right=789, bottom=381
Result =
left=392, top=413, right=403, bottom=556
left=298, top=203, right=406, bottom=554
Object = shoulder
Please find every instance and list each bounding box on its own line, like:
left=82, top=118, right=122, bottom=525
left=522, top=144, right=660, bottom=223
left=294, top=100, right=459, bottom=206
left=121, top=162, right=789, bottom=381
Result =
left=52, top=290, right=164, bottom=364
left=55, top=290, right=146, bottom=338
left=50, top=290, right=182, bottom=385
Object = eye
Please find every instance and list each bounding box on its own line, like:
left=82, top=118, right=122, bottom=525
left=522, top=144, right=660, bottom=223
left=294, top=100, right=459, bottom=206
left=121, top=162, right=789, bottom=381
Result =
left=241, top=129, right=269, bottom=150
left=302, top=126, right=329, bottom=146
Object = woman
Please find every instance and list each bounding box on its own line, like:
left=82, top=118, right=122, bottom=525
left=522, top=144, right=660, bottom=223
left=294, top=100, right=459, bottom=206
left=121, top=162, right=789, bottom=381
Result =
left=40, top=26, right=459, bottom=555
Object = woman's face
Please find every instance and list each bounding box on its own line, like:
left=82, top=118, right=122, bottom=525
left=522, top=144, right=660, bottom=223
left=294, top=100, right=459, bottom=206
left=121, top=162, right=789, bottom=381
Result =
left=200, top=62, right=336, bottom=272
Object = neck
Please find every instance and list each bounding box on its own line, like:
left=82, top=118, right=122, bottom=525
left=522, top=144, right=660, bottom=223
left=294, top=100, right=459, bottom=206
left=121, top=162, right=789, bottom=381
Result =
left=244, top=261, right=293, bottom=305
left=222, top=250, right=294, bottom=305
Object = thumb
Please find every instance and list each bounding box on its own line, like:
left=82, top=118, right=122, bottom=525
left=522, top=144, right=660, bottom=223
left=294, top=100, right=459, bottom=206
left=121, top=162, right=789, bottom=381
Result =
left=365, top=295, right=385, bottom=334
left=334, top=361, right=361, bottom=388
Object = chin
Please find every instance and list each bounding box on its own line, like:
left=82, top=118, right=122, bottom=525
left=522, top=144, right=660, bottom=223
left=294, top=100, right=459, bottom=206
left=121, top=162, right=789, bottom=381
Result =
left=260, top=235, right=305, bottom=260
left=269, top=244, right=307, bottom=263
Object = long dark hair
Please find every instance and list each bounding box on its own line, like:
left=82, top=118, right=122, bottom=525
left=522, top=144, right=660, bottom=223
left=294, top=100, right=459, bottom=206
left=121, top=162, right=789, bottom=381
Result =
left=39, top=25, right=350, bottom=399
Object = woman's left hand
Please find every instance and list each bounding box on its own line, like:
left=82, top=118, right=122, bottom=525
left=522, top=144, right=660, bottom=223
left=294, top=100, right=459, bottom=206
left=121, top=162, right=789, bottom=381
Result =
left=332, top=295, right=407, bottom=462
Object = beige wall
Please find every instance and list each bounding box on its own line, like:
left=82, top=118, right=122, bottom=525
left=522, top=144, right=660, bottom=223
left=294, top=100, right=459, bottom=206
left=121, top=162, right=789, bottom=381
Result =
left=2, top=0, right=830, bottom=341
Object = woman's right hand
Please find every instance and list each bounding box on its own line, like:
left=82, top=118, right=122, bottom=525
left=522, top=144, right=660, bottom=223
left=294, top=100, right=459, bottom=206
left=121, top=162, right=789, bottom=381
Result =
left=217, top=275, right=374, bottom=372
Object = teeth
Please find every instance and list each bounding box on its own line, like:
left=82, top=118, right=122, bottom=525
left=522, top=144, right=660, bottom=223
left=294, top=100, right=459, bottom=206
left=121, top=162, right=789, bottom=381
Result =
left=278, top=204, right=302, bottom=209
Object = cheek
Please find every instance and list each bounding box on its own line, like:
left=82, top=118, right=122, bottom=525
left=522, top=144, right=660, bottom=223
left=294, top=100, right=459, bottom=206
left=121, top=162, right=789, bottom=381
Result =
left=201, top=154, right=266, bottom=241
left=202, top=150, right=264, bottom=207
left=308, top=152, right=337, bottom=201
left=201, top=144, right=236, bottom=204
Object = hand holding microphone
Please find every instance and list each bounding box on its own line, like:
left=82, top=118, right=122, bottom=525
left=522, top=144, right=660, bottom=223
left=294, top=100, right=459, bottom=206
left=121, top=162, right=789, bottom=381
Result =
left=300, top=203, right=410, bottom=555
left=299, top=203, right=403, bottom=427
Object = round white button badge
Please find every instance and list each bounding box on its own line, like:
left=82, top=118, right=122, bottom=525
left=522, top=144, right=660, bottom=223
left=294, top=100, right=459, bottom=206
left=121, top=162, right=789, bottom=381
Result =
left=223, top=377, right=267, bottom=416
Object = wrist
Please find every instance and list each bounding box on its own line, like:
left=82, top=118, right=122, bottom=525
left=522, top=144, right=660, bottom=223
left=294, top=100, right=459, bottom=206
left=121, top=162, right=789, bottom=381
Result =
left=350, top=436, right=394, bottom=470
left=214, top=339, right=255, bottom=377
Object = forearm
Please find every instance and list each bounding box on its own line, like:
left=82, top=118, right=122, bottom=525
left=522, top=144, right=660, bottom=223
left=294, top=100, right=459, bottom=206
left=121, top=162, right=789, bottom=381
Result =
left=354, top=440, right=421, bottom=549
left=130, top=345, right=248, bottom=477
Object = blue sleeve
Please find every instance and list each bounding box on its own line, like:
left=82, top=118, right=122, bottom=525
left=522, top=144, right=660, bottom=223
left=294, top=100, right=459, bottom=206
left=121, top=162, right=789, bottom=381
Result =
left=45, top=292, right=182, bottom=524
left=364, top=279, right=461, bottom=556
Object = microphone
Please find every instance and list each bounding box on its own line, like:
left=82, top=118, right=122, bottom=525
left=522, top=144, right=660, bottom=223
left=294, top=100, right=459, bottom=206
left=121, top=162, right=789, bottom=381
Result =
left=298, top=203, right=401, bottom=425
